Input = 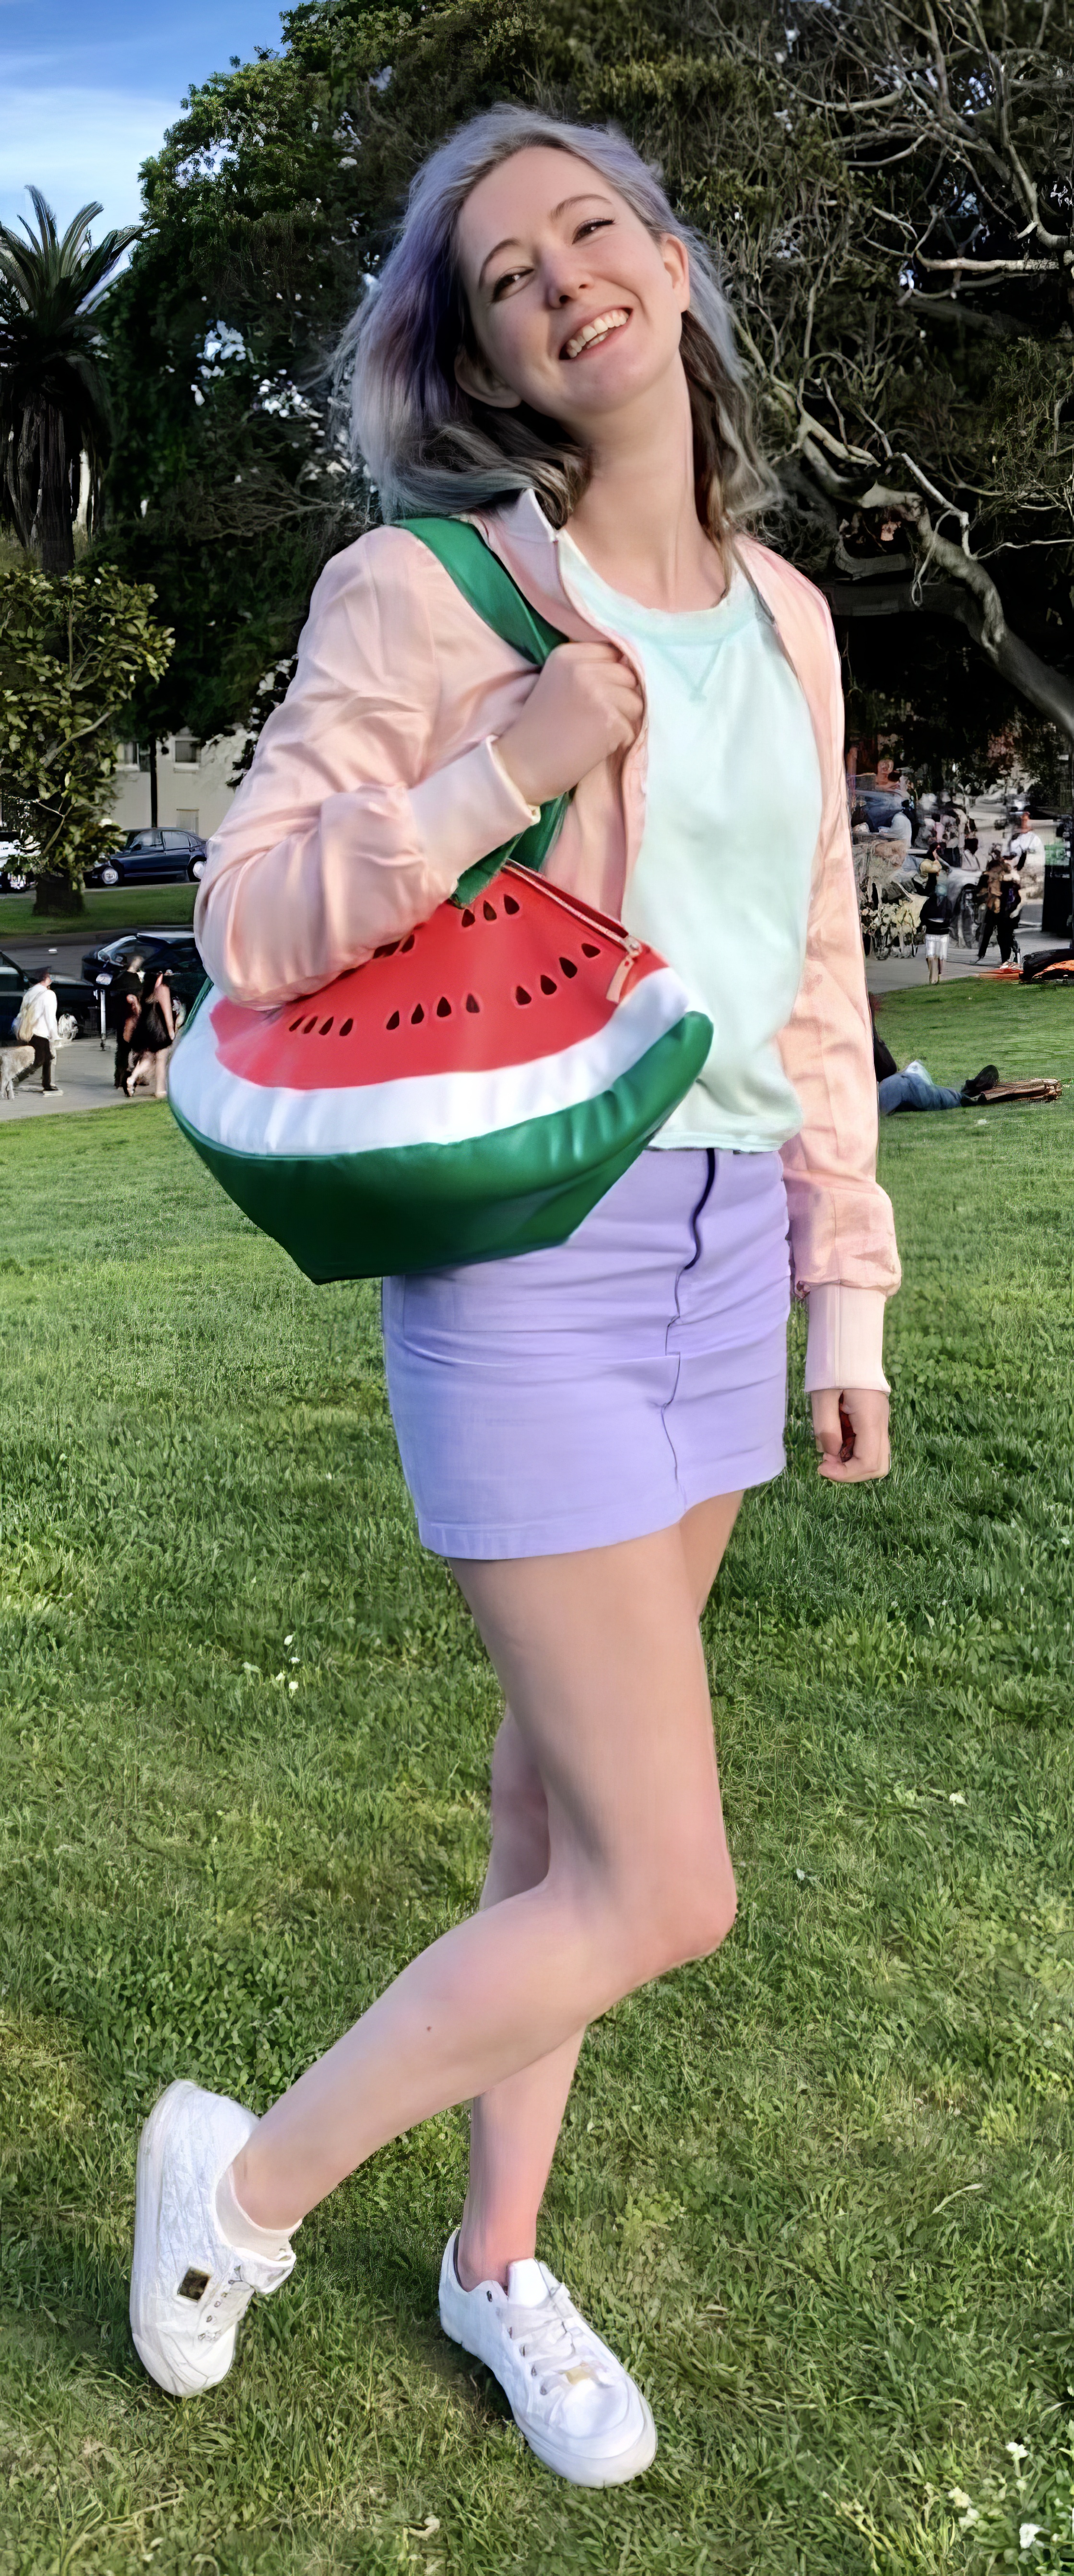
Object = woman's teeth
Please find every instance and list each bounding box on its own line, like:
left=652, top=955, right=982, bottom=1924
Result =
left=562, top=308, right=629, bottom=360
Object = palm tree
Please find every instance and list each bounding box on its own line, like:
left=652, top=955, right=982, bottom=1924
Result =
left=0, top=189, right=138, bottom=574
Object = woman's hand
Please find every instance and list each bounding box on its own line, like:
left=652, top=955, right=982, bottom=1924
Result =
left=811, top=1386, right=890, bottom=1483
left=495, top=643, right=644, bottom=808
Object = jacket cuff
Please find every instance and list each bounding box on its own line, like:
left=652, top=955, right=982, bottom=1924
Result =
left=409, top=737, right=540, bottom=887
left=804, top=1284, right=889, bottom=1394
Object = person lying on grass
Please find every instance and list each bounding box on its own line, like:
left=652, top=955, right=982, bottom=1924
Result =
left=130, top=105, right=897, bottom=2490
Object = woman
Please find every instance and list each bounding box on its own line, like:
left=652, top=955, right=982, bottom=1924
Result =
left=130, top=108, right=898, bottom=2485
left=125, top=964, right=174, bottom=1098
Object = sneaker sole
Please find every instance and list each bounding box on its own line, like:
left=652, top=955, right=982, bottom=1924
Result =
left=130, top=2079, right=237, bottom=2399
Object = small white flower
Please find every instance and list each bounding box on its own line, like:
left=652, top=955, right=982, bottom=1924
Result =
left=284, top=1633, right=295, bottom=1645
left=290, top=1655, right=300, bottom=1664
left=288, top=1678, right=299, bottom=1693
left=1008, top=2443, right=1029, bottom=2465
left=795, top=1868, right=806, bottom=1881
left=959, top=2506, right=980, bottom=2529
left=273, top=1670, right=285, bottom=1683
left=949, top=1791, right=967, bottom=1806
left=242, top=1662, right=258, bottom=1674
left=1019, top=2524, right=1042, bottom=2552
left=948, top=2488, right=971, bottom=2511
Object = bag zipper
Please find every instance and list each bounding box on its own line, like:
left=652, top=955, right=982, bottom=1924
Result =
left=502, top=861, right=643, bottom=1002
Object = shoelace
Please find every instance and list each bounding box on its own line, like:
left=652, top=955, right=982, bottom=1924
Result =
left=196, top=2265, right=256, bottom=2344
left=503, top=2287, right=609, bottom=2401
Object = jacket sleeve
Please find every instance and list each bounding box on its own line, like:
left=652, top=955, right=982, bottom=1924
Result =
left=777, top=603, right=901, bottom=1342
left=194, top=529, right=539, bottom=1007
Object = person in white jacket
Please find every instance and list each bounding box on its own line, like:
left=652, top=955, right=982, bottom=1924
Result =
left=16, top=972, right=62, bottom=1094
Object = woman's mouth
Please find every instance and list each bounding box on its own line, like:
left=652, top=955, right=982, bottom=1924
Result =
left=561, top=307, right=631, bottom=361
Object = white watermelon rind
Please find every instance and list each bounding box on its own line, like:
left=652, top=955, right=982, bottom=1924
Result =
left=169, top=1010, right=713, bottom=1282
left=169, top=966, right=696, bottom=1156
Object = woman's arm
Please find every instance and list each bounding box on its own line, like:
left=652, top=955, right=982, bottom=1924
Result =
left=776, top=605, right=900, bottom=1429
left=194, top=530, right=543, bottom=1008
left=160, top=983, right=175, bottom=1041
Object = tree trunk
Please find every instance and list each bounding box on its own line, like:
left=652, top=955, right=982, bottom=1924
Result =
left=149, top=735, right=158, bottom=827
left=36, top=404, right=74, bottom=576
left=33, top=871, right=85, bottom=918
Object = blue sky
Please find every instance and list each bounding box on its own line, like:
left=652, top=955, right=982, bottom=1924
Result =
left=0, top=0, right=288, bottom=244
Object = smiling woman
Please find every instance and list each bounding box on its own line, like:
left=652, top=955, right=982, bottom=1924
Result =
left=139, top=100, right=900, bottom=2507
left=339, top=105, right=770, bottom=544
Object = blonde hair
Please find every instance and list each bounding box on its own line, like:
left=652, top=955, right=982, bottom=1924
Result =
left=337, top=104, right=772, bottom=543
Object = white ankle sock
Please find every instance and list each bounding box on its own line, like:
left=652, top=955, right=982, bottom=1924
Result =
left=215, top=2159, right=300, bottom=2256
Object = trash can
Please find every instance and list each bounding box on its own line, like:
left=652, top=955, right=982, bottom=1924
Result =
left=1041, top=841, right=1073, bottom=937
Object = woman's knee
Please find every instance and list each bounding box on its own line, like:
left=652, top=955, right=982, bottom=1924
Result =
left=617, top=1850, right=737, bottom=1982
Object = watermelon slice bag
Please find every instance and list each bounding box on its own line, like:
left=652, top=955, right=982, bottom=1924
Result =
left=168, top=520, right=713, bottom=1283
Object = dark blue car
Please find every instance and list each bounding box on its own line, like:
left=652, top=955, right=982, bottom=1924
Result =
left=89, top=828, right=208, bottom=888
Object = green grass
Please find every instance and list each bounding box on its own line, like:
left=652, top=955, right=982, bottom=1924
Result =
left=1, top=976, right=1073, bottom=2575
left=0, top=884, right=196, bottom=940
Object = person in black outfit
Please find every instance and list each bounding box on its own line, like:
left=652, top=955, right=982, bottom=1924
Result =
left=919, top=873, right=950, bottom=983
left=125, top=965, right=175, bottom=1099
left=977, top=856, right=1021, bottom=963
left=113, top=954, right=144, bottom=1091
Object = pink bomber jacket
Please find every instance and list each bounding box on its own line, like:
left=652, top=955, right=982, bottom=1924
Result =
left=195, top=489, right=900, bottom=1389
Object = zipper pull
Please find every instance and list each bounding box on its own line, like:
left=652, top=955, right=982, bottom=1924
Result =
left=606, top=938, right=641, bottom=1003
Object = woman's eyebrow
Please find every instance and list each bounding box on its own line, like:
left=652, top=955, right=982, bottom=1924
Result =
left=476, top=193, right=614, bottom=287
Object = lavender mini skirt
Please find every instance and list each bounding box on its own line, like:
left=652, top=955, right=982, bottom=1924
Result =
left=381, top=1146, right=791, bottom=1560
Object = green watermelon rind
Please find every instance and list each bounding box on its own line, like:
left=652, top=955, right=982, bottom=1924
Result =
left=170, top=1013, right=712, bottom=1283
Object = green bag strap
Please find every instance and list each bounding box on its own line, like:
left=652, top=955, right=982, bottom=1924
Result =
left=399, top=515, right=568, bottom=906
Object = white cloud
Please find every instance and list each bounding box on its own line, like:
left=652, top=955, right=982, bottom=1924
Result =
left=0, top=86, right=178, bottom=241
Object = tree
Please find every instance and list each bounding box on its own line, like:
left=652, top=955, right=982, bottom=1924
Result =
left=717, top=0, right=1074, bottom=764
left=0, top=191, right=138, bottom=574
left=101, top=0, right=1074, bottom=781
left=0, top=562, right=172, bottom=913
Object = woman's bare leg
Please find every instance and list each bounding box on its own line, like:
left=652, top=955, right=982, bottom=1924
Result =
left=232, top=1517, right=739, bottom=2233
left=457, top=1490, right=743, bottom=2288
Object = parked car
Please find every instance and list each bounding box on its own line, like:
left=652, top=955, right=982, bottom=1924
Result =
left=0, top=837, right=35, bottom=892
left=81, top=929, right=207, bottom=1029
left=0, top=948, right=95, bottom=1041
left=88, top=828, right=208, bottom=888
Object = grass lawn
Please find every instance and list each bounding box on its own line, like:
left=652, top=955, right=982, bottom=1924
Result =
left=1, top=976, right=1073, bottom=2575
left=0, top=885, right=196, bottom=941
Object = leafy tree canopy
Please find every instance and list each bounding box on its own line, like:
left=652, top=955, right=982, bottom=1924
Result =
left=102, top=0, right=1074, bottom=783
left=0, top=561, right=172, bottom=911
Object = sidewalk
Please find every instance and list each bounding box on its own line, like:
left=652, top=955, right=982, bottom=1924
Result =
left=0, top=1035, right=157, bottom=1124
left=866, top=926, right=1054, bottom=994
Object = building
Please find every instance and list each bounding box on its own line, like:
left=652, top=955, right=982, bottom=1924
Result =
left=109, top=733, right=245, bottom=841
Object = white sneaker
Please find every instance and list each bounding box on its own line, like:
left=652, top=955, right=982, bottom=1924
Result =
left=438, top=2233, right=656, bottom=2486
left=130, top=2079, right=295, bottom=2397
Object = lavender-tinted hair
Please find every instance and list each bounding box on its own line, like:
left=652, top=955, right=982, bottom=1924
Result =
left=338, top=104, right=772, bottom=537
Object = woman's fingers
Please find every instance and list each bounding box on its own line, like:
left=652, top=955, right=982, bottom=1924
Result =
left=494, top=644, right=644, bottom=808
left=812, top=1385, right=890, bottom=1483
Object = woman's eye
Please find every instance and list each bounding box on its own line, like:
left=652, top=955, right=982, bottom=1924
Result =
left=490, top=267, right=530, bottom=300
left=576, top=219, right=614, bottom=240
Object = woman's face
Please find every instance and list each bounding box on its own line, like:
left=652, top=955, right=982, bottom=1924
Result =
left=454, top=146, right=690, bottom=433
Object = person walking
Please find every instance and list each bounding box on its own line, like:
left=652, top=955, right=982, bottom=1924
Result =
left=125, top=964, right=174, bottom=1098
left=113, top=953, right=144, bottom=1091
left=14, top=968, right=63, bottom=1094
left=130, top=108, right=899, bottom=2485
left=920, top=870, right=950, bottom=982
left=977, top=853, right=1020, bottom=963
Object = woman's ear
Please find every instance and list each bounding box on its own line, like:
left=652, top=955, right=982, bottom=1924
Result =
left=661, top=234, right=691, bottom=313
left=454, top=345, right=523, bottom=412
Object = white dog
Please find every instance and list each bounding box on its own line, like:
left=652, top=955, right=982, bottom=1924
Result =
left=0, top=1010, right=78, bottom=1100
